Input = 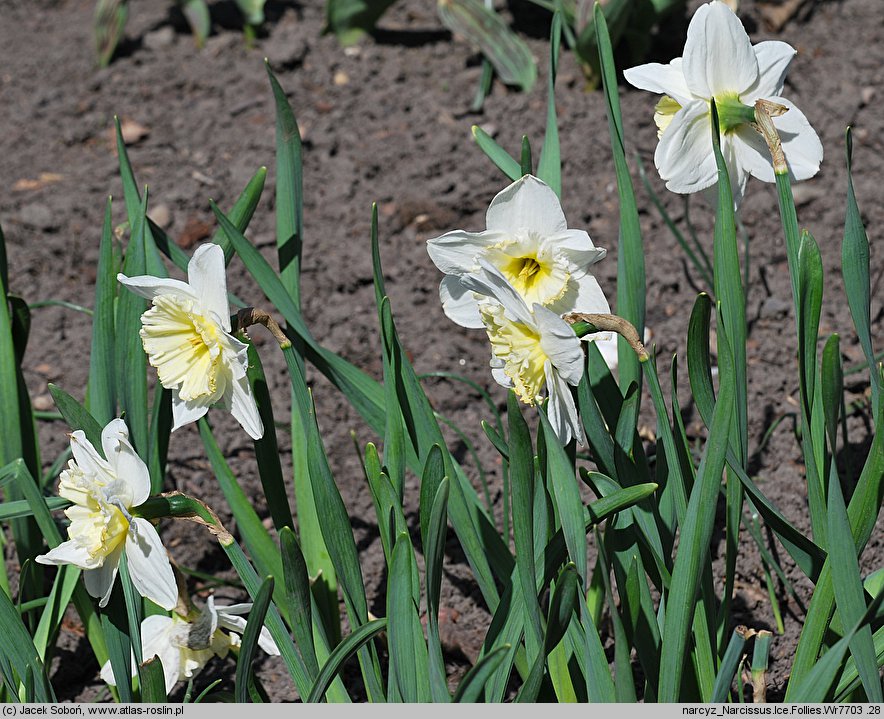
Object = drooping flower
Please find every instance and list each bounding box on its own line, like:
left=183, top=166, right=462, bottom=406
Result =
left=623, top=0, right=822, bottom=203
left=118, top=243, right=264, bottom=440
left=36, top=419, right=178, bottom=610
left=426, top=175, right=610, bottom=329
left=460, top=261, right=586, bottom=446
left=100, top=596, right=280, bottom=694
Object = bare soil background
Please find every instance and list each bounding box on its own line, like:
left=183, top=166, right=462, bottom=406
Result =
left=1, top=0, right=883, bottom=702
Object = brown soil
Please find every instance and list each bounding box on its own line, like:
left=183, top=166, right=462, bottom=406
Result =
left=1, top=0, right=882, bottom=703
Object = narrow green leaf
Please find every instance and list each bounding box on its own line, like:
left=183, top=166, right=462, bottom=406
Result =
left=235, top=576, right=275, bottom=703
left=452, top=645, right=510, bottom=703
left=425, top=478, right=451, bottom=703
left=659, top=306, right=735, bottom=701
left=139, top=656, right=167, bottom=702
left=306, top=619, right=388, bottom=703
left=842, top=128, right=880, bottom=422
left=279, top=527, right=319, bottom=681
left=436, top=0, right=537, bottom=91
left=48, top=384, right=103, bottom=448
left=388, top=532, right=426, bottom=702
left=471, top=125, right=521, bottom=182
left=711, top=627, right=748, bottom=702
left=86, top=197, right=117, bottom=425
left=594, top=2, right=645, bottom=390
left=0, top=587, right=54, bottom=701
left=537, top=12, right=562, bottom=196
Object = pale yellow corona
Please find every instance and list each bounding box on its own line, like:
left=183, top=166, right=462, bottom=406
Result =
left=481, top=302, right=547, bottom=407
left=654, top=96, right=681, bottom=139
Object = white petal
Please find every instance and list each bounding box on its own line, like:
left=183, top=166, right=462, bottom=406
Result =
left=217, top=613, right=280, bottom=656
left=547, top=273, right=611, bottom=317
left=682, top=1, right=758, bottom=98
left=545, top=363, right=584, bottom=446
left=439, top=276, right=484, bottom=329
left=730, top=126, right=776, bottom=183
left=225, top=374, right=265, bottom=440
left=69, top=430, right=112, bottom=480
left=491, top=366, right=514, bottom=389
left=426, top=229, right=498, bottom=276
left=117, top=274, right=198, bottom=303
left=459, top=262, right=535, bottom=327
left=36, top=540, right=97, bottom=569
left=723, top=134, right=750, bottom=208
left=126, top=518, right=178, bottom=610
left=187, top=244, right=231, bottom=332
left=771, top=97, right=823, bottom=181
left=100, top=419, right=151, bottom=508
left=84, top=545, right=123, bottom=607
left=745, top=41, right=796, bottom=101
left=171, top=393, right=211, bottom=432
left=141, top=615, right=181, bottom=694
left=552, top=230, right=607, bottom=270
left=655, top=102, right=718, bottom=194
left=623, top=58, right=693, bottom=105
left=534, top=305, right=584, bottom=386
left=485, top=175, right=567, bottom=236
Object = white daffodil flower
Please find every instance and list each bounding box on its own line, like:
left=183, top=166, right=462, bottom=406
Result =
left=624, top=0, right=822, bottom=203
left=36, top=419, right=178, bottom=610
left=118, top=243, right=264, bottom=440
left=100, top=596, right=280, bottom=694
left=460, top=261, right=586, bottom=446
left=426, top=175, right=610, bottom=329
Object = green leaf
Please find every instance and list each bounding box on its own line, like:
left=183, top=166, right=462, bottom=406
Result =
left=179, top=0, right=210, bottom=48
left=711, top=627, right=748, bottom=702
left=86, top=197, right=117, bottom=426
left=0, top=586, right=54, bottom=701
left=307, top=619, right=388, bottom=703
left=324, top=0, right=398, bottom=45
left=139, top=655, right=167, bottom=702
left=471, top=126, right=521, bottom=182
left=436, top=0, right=537, bottom=91
left=387, top=532, right=429, bottom=702
left=48, top=384, right=103, bottom=448
left=842, top=128, right=880, bottom=422
left=424, top=478, right=451, bottom=703
left=537, top=12, right=562, bottom=197
left=94, top=0, right=128, bottom=67
left=659, top=305, right=735, bottom=701
left=235, top=576, right=274, bottom=703
left=279, top=527, right=319, bottom=681
left=594, top=2, right=645, bottom=391
left=452, top=645, right=510, bottom=703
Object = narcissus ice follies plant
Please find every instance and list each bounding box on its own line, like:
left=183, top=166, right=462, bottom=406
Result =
left=101, top=596, right=280, bottom=693
left=35, top=419, right=178, bottom=610
left=624, top=0, right=822, bottom=203
left=461, top=261, right=586, bottom=446
left=426, top=174, right=610, bottom=328
left=118, top=242, right=264, bottom=440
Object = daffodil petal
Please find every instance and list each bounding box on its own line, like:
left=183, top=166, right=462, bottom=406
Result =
left=545, top=361, right=584, bottom=446
left=682, top=1, right=758, bottom=98
left=36, top=539, right=98, bottom=569
left=126, top=518, right=178, bottom=610
left=439, top=276, right=484, bottom=329
left=117, top=274, right=199, bottom=303
left=101, top=419, right=150, bottom=507
left=730, top=125, right=776, bottom=183
left=69, top=430, right=112, bottom=481
left=623, top=58, right=692, bottom=105
left=552, top=230, right=606, bottom=269
left=771, top=97, right=823, bottom=181
left=534, top=304, right=583, bottom=386
left=745, top=41, right=796, bottom=101
left=426, top=229, right=497, bottom=276
left=187, top=244, right=231, bottom=332
left=84, top=545, right=123, bottom=607
left=141, top=615, right=181, bottom=693
left=460, top=261, right=535, bottom=327
left=491, top=366, right=513, bottom=389
left=655, top=101, right=718, bottom=193
left=485, top=175, right=567, bottom=236
left=547, top=273, right=611, bottom=318
left=225, top=375, right=265, bottom=440
left=171, top=394, right=211, bottom=432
